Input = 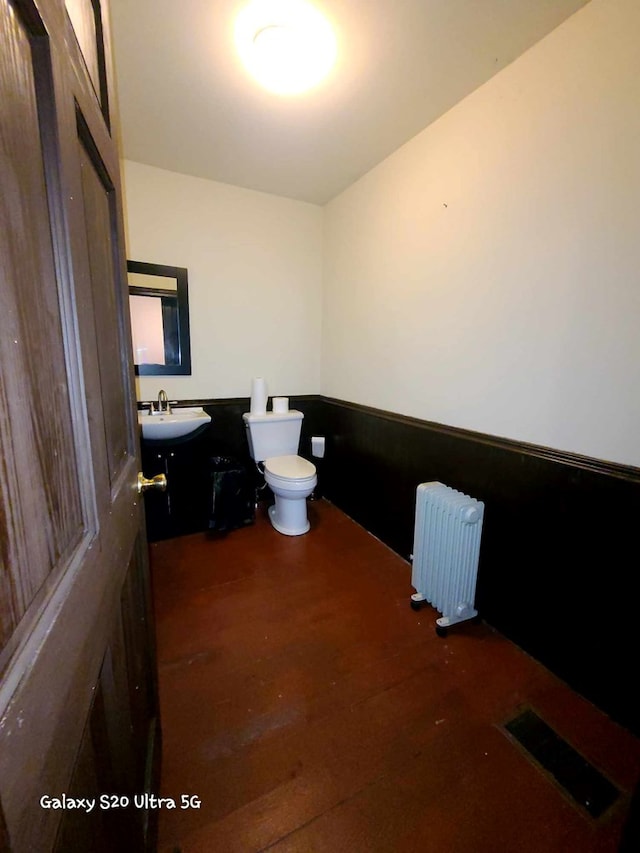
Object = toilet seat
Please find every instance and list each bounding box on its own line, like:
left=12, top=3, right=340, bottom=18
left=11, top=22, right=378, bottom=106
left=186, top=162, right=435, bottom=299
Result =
left=264, top=454, right=316, bottom=484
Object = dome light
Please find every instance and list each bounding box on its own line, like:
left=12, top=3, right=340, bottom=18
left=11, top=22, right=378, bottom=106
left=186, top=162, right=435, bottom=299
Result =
left=235, top=0, right=337, bottom=96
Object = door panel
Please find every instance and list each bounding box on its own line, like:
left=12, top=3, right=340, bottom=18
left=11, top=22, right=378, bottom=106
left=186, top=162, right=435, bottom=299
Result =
left=52, top=679, right=124, bottom=853
left=0, top=0, right=84, bottom=660
left=64, top=0, right=101, bottom=99
left=77, top=134, right=131, bottom=485
left=63, top=0, right=110, bottom=125
left=54, top=539, right=159, bottom=851
left=0, top=0, right=159, bottom=849
left=120, top=540, right=160, bottom=791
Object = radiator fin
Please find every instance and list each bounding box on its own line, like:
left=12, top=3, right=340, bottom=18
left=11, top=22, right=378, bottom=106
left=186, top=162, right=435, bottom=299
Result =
left=411, top=482, right=484, bottom=629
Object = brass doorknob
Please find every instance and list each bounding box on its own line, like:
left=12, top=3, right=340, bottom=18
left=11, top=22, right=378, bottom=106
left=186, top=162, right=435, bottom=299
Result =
left=137, top=472, right=167, bottom=494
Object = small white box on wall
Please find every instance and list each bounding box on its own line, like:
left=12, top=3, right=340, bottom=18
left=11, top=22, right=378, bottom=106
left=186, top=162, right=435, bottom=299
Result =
left=311, top=436, right=325, bottom=458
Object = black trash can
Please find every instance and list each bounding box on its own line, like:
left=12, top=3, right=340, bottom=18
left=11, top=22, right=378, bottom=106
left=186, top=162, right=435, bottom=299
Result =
left=209, top=456, right=255, bottom=533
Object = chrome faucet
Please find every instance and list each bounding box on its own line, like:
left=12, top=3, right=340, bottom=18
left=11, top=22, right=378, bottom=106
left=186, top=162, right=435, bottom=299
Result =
left=150, top=389, right=171, bottom=415
left=158, top=389, right=171, bottom=413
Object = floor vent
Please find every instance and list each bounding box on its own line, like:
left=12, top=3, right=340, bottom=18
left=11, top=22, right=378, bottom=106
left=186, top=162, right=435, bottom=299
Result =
left=504, top=707, right=620, bottom=818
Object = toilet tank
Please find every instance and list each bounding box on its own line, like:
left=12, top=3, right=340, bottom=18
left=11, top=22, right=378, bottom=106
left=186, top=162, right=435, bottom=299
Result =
left=243, top=410, right=303, bottom=461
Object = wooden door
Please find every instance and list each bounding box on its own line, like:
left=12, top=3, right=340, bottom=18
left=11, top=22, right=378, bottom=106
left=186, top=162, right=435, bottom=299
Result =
left=0, top=0, right=160, bottom=850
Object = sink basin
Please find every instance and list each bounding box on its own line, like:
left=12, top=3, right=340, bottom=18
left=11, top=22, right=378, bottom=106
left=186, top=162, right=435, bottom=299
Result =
left=138, top=406, right=211, bottom=440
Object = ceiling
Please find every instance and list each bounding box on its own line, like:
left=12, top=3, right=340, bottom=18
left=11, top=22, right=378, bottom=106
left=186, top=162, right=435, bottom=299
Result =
left=109, top=0, right=590, bottom=206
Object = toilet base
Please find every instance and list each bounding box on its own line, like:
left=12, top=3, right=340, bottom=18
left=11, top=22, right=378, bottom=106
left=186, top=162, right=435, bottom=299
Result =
left=268, top=501, right=310, bottom=536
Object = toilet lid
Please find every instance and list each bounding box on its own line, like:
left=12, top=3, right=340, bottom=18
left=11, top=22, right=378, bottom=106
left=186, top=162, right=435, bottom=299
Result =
left=265, top=455, right=316, bottom=479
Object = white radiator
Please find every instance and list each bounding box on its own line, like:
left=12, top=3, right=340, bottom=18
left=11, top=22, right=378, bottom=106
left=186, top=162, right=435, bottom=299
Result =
left=410, top=482, right=484, bottom=635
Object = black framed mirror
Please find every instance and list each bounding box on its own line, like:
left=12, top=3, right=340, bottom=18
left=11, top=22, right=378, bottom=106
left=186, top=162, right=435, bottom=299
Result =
left=127, top=260, right=192, bottom=375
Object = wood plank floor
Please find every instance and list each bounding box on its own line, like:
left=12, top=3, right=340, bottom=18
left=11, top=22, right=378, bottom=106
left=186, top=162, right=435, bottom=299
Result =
left=150, top=499, right=640, bottom=852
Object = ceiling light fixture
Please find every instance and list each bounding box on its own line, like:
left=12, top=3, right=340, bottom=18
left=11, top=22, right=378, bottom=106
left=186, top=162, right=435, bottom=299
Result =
left=235, top=0, right=337, bottom=96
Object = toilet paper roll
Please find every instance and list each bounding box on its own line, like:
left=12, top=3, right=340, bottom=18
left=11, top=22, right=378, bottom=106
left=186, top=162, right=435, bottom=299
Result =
left=250, top=377, right=268, bottom=415
left=272, top=396, right=289, bottom=413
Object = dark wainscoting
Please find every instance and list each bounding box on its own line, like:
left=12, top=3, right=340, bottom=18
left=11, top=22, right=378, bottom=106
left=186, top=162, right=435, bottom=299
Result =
left=138, top=395, right=640, bottom=737
left=312, top=397, right=640, bottom=739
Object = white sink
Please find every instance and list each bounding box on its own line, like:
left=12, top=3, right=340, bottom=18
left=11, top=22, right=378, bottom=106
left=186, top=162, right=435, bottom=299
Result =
left=138, top=406, right=211, bottom=440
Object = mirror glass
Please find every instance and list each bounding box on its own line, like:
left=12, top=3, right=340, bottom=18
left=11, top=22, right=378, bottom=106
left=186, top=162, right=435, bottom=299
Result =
left=127, top=260, right=192, bottom=375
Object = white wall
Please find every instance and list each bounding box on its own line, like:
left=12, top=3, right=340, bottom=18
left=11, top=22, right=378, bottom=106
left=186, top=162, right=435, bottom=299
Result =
left=322, top=0, right=640, bottom=468
left=122, top=161, right=323, bottom=402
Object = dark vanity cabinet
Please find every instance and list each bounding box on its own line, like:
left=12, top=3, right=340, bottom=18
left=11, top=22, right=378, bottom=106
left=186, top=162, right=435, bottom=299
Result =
left=140, top=424, right=212, bottom=541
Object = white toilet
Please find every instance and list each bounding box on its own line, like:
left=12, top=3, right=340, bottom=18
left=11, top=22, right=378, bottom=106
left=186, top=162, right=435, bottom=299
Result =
left=243, top=410, right=317, bottom=536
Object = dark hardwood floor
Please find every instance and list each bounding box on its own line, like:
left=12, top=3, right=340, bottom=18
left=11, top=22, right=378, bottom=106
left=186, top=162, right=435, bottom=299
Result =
left=150, top=500, right=640, bottom=852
